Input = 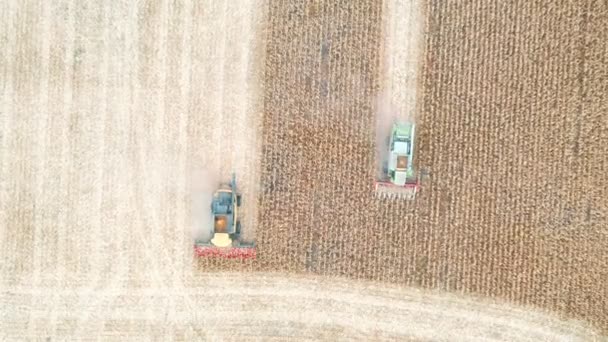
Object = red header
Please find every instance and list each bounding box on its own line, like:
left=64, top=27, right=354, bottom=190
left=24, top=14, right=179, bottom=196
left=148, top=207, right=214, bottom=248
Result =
left=194, top=245, right=257, bottom=260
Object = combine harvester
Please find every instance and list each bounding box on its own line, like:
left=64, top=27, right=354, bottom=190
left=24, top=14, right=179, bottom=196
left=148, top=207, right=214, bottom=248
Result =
left=375, top=120, right=420, bottom=200
left=194, top=173, right=256, bottom=259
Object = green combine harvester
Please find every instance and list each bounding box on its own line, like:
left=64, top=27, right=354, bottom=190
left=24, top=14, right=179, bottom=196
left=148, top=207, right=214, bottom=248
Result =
left=375, top=120, right=420, bottom=199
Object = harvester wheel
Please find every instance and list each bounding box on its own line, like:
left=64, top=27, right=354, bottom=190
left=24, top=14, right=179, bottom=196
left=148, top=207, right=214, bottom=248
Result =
left=236, top=221, right=242, bottom=235
left=236, top=194, right=242, bottom=206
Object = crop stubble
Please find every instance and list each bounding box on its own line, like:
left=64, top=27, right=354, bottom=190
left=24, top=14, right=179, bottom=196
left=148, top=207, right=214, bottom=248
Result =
left=1, top=273, right=600, bottom=341
left=0, top=0, right=266, bottom=335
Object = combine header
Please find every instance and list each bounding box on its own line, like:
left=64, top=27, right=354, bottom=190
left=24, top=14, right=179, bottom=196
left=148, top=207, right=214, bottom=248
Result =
left=375, top=120, right=420, bottom=200
left=194, top=173, right=256, bottom=259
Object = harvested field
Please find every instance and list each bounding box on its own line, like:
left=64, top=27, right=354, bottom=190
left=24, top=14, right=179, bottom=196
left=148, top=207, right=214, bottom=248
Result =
left=1, top=0, right=607, bottom=339
left=1, top=273, right=601, bottom=340
left=0, top=0, right=266, bottom=335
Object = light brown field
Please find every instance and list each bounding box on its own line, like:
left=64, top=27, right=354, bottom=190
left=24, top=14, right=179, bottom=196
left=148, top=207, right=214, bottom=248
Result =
left=1, top=0, right=607, bottom=339
left=1, top=273, right=601, bottom=340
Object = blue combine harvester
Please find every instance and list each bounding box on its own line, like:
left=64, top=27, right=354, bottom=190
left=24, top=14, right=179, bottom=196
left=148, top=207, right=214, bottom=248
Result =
left=194, top=173, right=256, bottom=259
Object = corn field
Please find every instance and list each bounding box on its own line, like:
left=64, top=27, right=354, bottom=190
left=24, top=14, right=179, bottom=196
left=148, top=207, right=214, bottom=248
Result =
left=242, top=0, right=607, bottom=333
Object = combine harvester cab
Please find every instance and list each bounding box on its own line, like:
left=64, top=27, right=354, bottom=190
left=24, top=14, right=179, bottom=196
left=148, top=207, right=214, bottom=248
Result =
left=194, top=173, right=256, bottom=259
left=375, top=120, right=420, bottom=200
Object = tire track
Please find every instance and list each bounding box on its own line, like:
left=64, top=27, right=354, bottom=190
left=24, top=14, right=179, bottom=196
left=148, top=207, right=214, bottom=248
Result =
left=0, top=0, right=14, bottom=255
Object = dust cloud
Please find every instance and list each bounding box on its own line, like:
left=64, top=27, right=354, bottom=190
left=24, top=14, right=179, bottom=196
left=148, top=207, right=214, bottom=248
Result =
left=189, top=167, right=220, bottom=241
